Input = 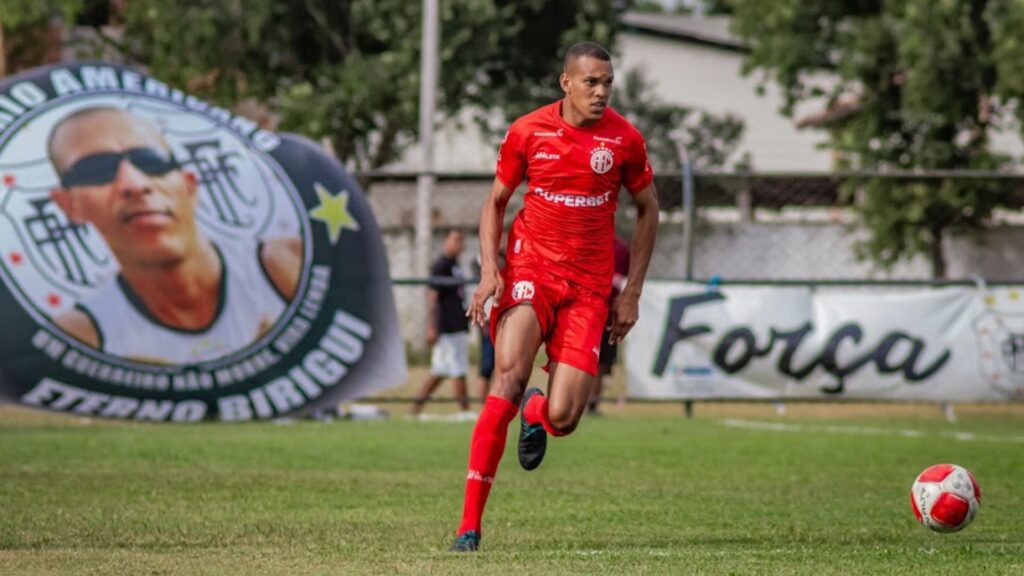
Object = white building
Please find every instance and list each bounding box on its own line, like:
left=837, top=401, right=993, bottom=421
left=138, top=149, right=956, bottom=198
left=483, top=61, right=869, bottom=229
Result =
left=390, top=11, right=834, bottom=173
left=617, top=12, right=833, bottom=172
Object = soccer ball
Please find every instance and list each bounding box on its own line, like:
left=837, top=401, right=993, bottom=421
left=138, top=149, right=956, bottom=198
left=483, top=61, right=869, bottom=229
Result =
left=910, top=464, right=981, bottom=533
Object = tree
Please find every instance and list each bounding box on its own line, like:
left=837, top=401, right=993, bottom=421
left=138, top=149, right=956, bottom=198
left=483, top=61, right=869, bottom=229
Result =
left=0, top=0, right=85, bottom=77
left=730, top=0, right=1021, bottom=278
left=0, top=0, right=623, bottom=173
left=96, top=0, right=622, bottom=176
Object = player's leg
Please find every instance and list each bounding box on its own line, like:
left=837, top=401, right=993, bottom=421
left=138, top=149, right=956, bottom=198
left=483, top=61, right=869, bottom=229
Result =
left=452, top=376, right=469, bottom=412
left=589, top=370, right=605, bottom=415
left=453, top=304, right=545, bottom=548
left=524, top=361, right=592, bottom=434
left=451, top=331, right=471, bottom=412
left=521, top=288, right=607, bottom=443
left=412, top=334, right=454, bottom=416
left=410, top=374, right=443, bottom=417
left=476, top=330, right=496, bottom=402
left=590, top=335, right=616, bottom=414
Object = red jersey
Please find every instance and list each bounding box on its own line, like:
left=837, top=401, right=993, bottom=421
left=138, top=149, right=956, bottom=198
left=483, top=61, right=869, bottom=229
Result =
left=495, top=101, right=653, bottom=296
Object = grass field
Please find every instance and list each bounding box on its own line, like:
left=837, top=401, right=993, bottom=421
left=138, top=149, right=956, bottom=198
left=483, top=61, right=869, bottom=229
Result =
left=2, top=399, right=1023, bottom=575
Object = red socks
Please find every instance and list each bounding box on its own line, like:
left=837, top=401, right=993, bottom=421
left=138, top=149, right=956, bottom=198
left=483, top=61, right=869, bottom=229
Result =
left=457, top=395, right=518, bottom=535
left=522, top=392, right=566, bottom=437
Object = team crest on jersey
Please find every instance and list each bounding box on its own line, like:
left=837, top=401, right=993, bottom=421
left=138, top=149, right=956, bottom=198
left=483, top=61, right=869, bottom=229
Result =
left=590, top=147, right=614, bottom=174
left=511, top=280, right=535, bottom=301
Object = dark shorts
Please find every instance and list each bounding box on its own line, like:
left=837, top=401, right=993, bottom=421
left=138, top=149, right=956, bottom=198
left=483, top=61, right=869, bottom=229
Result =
left=479, top=331, right=495, bottom=379
left=598, top=326, right=618, bottom=370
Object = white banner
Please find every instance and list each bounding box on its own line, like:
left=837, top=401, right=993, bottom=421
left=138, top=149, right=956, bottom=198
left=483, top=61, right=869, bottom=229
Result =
left=627, top=282, right=1024, bottom=401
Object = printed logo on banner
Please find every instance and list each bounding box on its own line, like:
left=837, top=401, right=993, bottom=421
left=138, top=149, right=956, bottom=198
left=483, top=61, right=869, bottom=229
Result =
left=973, top=295, right=1024, bottom=398
left=0, top=63, right=405, bottom=421
left=649, top=289, right=952, bottom=396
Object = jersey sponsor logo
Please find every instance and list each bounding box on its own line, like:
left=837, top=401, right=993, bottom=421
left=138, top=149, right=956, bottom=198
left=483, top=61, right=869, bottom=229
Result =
left=533, top=151, right=560, bottom=161
left=511, top=280, right=535, bottom=302
left=593, top=135, right=623, bottom=145
left=531, top=187, right=613, bottom=208
left=533, top=129, right=564, bottom=138
left=590, top=147, right=615, bottom=175
left=0, top=62, right=406, bottom=422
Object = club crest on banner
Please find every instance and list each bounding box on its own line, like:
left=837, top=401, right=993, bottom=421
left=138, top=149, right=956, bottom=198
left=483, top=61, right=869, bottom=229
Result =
left=0, top=62, right=406, bottom=421
left=973, top=298, right=1024, bottom=399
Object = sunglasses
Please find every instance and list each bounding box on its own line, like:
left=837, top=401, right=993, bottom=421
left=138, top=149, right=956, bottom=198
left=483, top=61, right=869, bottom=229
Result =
left=59, top=148, right=180, bottom=188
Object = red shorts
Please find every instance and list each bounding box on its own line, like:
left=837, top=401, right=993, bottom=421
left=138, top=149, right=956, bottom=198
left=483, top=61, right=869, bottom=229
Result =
left=489, top=265, right=609, bottom=376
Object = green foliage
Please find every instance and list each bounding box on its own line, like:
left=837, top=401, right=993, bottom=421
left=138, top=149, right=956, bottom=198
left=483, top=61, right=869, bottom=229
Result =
left=0, top=0, right=86, bottom=74
left=5, top=1, right=740, bottom=179
left=108, top=0, right=621, bottom=173
left=0, top=0, right=82, bottom=28
left=731, top=0, right=1021, bottom=278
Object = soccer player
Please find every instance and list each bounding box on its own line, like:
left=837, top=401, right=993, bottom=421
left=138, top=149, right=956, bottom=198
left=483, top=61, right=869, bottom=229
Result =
left=450, top=41, right=659, bottom=551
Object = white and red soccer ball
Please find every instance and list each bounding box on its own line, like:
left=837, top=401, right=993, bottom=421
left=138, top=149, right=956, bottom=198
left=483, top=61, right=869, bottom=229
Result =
left=910, top=464, right=981, bottom=533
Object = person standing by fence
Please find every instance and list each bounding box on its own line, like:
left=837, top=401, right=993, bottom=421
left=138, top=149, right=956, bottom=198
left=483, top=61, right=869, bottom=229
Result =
left=410, top=229, right=473, bottom=419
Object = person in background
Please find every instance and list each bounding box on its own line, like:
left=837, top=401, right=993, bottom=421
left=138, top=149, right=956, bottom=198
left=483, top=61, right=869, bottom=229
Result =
left=590, top=235, right=630, bottom=415
left=410, top=229, right=473, bottom=419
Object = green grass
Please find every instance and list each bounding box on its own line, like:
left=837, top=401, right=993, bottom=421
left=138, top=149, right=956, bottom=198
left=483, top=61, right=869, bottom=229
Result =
left=1, top=406, right=1022, bottom=575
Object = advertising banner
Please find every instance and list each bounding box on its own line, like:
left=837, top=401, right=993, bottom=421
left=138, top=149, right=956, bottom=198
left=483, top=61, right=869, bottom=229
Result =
left=628, top=282, right=1024, bottom=401
left=0, top=62, right=406, bottom=421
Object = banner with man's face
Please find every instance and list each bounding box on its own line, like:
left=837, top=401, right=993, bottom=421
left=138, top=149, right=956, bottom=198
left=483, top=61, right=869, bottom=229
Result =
left=0, top=62, right=406, bottom=421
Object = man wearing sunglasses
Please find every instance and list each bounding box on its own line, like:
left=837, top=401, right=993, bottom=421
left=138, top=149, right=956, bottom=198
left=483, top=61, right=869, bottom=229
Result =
left=47, top=106, right=302, bottom=364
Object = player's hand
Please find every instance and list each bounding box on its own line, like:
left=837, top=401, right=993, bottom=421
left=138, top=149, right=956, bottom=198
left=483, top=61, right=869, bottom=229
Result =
left=608, top=289, right=640, bottom=344
left=468, top=266, right=503, bottom=327
left=426, top=325, right=438, bottom=346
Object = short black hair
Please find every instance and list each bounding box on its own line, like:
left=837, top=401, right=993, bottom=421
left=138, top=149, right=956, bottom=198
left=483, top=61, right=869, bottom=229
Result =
left=563, top=41, right=611, bottom=71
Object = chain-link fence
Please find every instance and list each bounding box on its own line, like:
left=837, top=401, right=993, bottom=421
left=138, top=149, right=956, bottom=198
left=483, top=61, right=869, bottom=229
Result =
left=361, top=171, right=1024, bottom=350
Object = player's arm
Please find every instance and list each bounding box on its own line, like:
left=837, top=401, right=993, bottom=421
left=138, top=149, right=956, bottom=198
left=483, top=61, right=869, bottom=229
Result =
left=260, top=236, right=303, bottom=302
left=54, top=308, right=101, bottom=349
left=467, top=178, right=515, bottom=327
left=609, top=182, right=658, bottom=344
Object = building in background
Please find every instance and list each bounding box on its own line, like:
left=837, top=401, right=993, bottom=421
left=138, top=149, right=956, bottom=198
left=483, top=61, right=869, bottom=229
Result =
left=387, top=11, right=834, bottom=174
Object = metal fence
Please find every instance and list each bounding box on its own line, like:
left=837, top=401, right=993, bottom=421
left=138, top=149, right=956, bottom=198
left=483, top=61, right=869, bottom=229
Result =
left=362, top=171, right=1024, bottom=350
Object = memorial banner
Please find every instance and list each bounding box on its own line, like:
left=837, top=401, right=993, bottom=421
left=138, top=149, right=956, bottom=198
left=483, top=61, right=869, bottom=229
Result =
left=0, top=62, right=405, bottom=421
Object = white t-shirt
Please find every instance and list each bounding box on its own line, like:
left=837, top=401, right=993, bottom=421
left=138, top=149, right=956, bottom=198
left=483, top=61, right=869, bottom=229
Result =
left=77, top=241, right=287, bottom=365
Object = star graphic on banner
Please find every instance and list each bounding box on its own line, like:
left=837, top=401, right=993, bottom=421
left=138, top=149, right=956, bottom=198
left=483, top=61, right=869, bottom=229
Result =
left=309, top=182, right=360, bottom=245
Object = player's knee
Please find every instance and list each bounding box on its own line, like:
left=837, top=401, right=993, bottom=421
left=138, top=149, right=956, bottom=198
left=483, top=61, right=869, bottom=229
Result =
left=491, top=370, right=529, bottom=403
left=547, top=406, right=581, bottom=435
